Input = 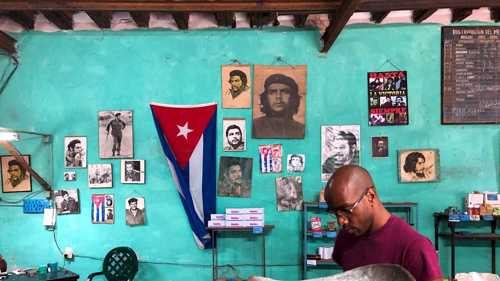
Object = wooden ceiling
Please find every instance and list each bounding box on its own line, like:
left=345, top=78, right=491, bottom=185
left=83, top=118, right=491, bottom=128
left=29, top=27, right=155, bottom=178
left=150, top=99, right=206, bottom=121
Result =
left=0, top=0, right=499, bottom=56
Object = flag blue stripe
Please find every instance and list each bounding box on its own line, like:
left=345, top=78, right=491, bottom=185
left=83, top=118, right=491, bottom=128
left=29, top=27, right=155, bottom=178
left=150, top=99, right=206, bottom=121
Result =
left=202, top=112, right=217, bottom=226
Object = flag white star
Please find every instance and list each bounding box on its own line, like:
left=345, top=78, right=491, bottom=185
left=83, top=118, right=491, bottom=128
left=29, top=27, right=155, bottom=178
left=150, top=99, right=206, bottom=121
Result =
left=176, top=122, right=194, bottom=140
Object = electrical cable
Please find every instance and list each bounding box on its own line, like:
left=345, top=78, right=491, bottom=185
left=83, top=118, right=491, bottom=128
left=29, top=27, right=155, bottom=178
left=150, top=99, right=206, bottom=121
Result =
left=0, top=190, right=45, bottom=204
left=0, top=56, right=18, bottom=96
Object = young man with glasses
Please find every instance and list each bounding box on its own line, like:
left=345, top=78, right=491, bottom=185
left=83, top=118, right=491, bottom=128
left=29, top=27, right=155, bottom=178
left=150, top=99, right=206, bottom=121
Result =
left=325, top=165, right=442, bottom=281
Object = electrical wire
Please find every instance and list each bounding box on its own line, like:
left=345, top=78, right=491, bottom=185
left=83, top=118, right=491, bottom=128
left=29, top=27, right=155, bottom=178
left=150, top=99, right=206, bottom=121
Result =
left=0, top=55, right=18, bottom=96
left=0, top=190, right=45, bottom=204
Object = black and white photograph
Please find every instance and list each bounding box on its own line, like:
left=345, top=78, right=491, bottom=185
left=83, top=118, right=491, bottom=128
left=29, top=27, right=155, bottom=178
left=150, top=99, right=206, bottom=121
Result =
left=98, top=110, right=133, bottom=159
left=88, top=164, right=113, bottom=188
left=64, top=136, right=86, bottom=168
left=64, top=171, right=76, bottom=181
left=321, top=125, right=360, bottom=181
left=1, top=155, right=32, bottom=193
left=252, top=65, right=307, bottom=139
left=275, top=176, right=303, bottom=211
left=372, top=136, right=389, bottom=157
left=126, top=197, right=145, bottom=226
left=54, top=189, right=80, bottom=215
left=287, top=154, right=305, bottom=173
left=223, top=118, right=246, bottom=152
left=398, top=149, right=440, bottom=183
left=121, top=160, right=145, bottom=184
left=217, top=156, right=252, bottom=198
left=222, top=65, right=252, bottom=108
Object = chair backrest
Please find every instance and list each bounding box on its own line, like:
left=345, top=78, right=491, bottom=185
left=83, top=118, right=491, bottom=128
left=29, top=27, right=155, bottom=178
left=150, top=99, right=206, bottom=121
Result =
left=102, top=247, right=138, bottom=281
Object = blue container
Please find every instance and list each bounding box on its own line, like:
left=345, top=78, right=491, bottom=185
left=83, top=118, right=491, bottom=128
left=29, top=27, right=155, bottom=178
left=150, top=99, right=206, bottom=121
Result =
left=326, top=231, right=337, bottom=238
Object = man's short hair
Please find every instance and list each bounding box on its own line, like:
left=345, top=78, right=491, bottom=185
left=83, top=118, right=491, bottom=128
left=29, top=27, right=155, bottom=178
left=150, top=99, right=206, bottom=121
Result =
left=336, top=131, right=357, bottom=148
left=60, top=190, right=69, bottom=196
left=115, top=112, right=121, bottom=117
left=225, top=124, right=242, bottom=137
left=229, top=70, right=248, bottom=87
left=67, top=139, right=81, bottom=150
left=289, top=154, right=303, bottom=165
left=8, top=159, right=26, bottom=175
left=259, top=73, right=300, bottom=116
left=128, top=197, right=138, bottom=205
left=403, top=152, right=425, bottom=173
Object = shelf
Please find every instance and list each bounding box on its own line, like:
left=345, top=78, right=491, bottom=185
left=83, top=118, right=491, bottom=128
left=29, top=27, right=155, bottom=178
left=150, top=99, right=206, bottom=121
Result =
left=306, top=259, right=341, bottom=268
left=439, top=232, right=500, bottom=240
left=306, top=231, right=337, bottom=239
left=208, top=225, right=274, bottom=233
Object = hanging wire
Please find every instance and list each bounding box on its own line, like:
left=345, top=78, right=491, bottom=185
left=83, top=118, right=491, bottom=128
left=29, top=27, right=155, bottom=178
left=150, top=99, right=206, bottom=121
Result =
left=376, top=58, right=402, bottom=71
left=274, top=56, right=295, bottom=69
left=0, top=55, right=19, bottom=96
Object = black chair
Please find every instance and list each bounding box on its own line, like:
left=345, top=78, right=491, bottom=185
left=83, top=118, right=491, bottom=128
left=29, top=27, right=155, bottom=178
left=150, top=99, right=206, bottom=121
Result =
left=87, top=247, right=138, bottom=281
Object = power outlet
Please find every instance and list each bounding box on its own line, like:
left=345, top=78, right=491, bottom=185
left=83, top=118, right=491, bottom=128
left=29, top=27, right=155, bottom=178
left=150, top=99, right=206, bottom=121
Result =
left=64, top=247, right=74, bottom=260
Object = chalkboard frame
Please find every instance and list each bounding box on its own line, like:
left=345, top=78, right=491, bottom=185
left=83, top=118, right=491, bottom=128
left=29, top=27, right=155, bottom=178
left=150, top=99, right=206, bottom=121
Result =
left=441, top=26, right=500, bottom=125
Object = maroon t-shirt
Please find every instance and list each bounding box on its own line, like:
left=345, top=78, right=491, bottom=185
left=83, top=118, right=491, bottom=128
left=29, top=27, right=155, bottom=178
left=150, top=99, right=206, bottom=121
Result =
left=332, top=215, right=442, bottom=281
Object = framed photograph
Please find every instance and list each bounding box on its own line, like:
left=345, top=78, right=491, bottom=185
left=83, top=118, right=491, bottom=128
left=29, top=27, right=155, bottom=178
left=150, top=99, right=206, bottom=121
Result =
left=223, top=118, right=246, bottom=152
left=98, top=110, right=133, bottom=159
left=91, top=194, right=114, bottom=224
left=259, top=144, right=282, bottom=173
left=372, top=136, right=388, bottom=158
left=252, top=65, right=307, bottom=139
left=287, top=154, right=305, bottom=173
left=398, top=149, right=440, bottom=183
left=368, top=71, right=408, bottom=126
left=222, top=65, right=252, bottom=108
left=276, top=176, right=303, bottom=211
left=126, top=197, right=145, bottom=226
left=64, top=171, right=76, bottom=181
left=1, top=155, right=32, bottom=193
left=321, top=125, right=360, bottom=181
left=217, top=156, right=252, bottom=198
left=88, top=164, right=113, bottom=188
left=64, top=136, right=87, bottom=168
left=54, top=189, right=80, bottom=215
left=121, top=160, right=145, bottom=184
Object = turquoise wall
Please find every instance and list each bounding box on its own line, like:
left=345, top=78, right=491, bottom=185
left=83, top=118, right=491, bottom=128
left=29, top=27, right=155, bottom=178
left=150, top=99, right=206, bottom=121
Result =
left=0, top=23, right=499, bottom=281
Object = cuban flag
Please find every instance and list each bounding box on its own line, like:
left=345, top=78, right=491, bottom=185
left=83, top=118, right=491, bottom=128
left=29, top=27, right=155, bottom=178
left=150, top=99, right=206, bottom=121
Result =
left=150, top=102, right=217, bottom=249
left=91, top=195, right=106, bottom=223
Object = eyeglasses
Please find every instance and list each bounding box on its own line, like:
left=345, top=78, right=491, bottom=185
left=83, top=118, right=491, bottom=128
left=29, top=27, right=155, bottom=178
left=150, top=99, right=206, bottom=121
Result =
left=327, top=186, right=373, bottom=219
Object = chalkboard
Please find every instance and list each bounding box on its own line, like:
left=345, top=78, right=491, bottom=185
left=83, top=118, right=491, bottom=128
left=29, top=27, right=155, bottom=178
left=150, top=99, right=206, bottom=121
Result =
left=441, top=26, right=500, bottom=124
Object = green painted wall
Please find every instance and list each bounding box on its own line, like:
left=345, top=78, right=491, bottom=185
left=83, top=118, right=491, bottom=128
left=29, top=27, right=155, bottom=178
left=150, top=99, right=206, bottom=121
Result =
left=0, top=23, right=498, bottom=281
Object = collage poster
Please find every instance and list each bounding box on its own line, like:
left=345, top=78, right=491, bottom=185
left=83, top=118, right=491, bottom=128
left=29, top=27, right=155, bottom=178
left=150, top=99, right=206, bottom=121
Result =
left=368, top=71, right=408, bottom=126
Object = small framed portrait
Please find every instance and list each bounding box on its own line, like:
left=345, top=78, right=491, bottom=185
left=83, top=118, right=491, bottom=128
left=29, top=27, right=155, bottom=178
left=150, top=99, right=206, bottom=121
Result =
left=372, top=136, right=388, bottom=157
left=64, top=171, right=76, bottom=181
left=54, top=189, right=80, bottom=215
left=223, top=118, right=246, bottom=152
left=259, top=144, right=282, bottom=173
left=276, top=176, right=303, bottom=211
left=91, top=194, right=114, bottom=224
left=121, top=160, right=145, bottom=184
left=222, top=65, right=252, bottom=108
left=321, top=125, right=360, bottom=181
left=217, top=156, right=252, bottom=198
left=98, top=110, right=133, bottom=159
left=1, top=155, right=32, bottom=193
left=287, top=154, right=305, bottom=173
left=398, top=149, right=440, bottom=183
left=88, top=164, right=113, bottom=188
left=252, top=65, right=307, bottom=139
left=126, top=197, right=145, bottom=226
left=64, top=136, right=87, bottom=168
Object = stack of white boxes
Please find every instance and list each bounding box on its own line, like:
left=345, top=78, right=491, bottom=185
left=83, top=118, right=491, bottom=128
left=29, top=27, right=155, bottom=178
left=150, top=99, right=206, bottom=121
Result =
left=208, top=208, right=264, bottom=228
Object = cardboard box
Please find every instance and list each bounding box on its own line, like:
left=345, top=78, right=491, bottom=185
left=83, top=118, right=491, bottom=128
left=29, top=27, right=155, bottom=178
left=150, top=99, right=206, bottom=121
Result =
left=208, top=220, right=226, bottom=228
left=210, top=214, right=226, bottom=220
left=225, top=208, right=265, bottom=215
left=226, top=214, right=265, bottom=221
left=466, top=193, right=484, bottom=208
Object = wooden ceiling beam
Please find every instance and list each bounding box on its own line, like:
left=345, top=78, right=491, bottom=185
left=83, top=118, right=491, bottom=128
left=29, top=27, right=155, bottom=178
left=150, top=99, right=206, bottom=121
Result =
left=451, top=8, right=473, bottom=22
left=86, top=11, right=111, bottom=29
left=6, top=11, right=34, bottom=30
left=172, top=12, right=188, bottom=30
left=0, top=1, right=498, bottom=13
left=0, top=31, right=16, bottom=56
left=294, top=14, right=308, bottom=28
left=130, top=11, right=150, bottom=27
left=490, top=8, right=500, bottom=22
left=41, top=11, right=73, bottom=30
left=370, top=11, right=389, bottom=23
left=321, top=0, right=361, bottom=53
left=215, top=12, right=235, bottom=28
left=412, top=9, right=437, bottom=23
